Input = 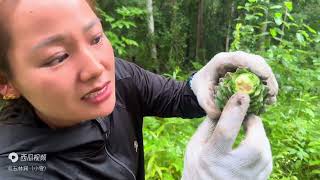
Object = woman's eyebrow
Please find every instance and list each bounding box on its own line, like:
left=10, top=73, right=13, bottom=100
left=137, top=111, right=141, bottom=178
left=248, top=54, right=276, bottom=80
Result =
left=31, top=18, right=101, bottom=52
left=32, top=34, right=65, bottom=52
left=83, top=18, right=101, bottom=33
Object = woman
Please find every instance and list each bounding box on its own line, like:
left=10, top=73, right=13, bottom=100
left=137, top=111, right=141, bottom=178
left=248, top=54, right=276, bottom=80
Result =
left=0, top=0, right=278, bottom=179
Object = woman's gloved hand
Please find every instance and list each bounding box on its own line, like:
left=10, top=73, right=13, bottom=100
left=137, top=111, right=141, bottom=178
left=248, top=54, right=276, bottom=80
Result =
left=190, top=51, right=278, bottom=120
left=182, top=93, right=272, bottom=180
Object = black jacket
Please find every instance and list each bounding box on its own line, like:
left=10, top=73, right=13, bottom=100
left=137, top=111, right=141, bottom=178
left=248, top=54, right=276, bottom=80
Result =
left=0, top=58, right=205, bottom=180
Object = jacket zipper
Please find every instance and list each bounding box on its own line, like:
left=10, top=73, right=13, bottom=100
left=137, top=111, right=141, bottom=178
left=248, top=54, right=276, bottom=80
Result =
left=95, top=118, right=136, bottom=180
left=104, top=145, right=137, bottom=180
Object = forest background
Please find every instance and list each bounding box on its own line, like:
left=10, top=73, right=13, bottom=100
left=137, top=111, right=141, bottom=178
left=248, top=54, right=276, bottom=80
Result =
left=97, top=0, right=320, bottom=179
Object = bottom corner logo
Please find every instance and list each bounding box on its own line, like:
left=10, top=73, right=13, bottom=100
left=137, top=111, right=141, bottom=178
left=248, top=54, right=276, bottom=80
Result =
left=8, top=152, right=19, bottom=163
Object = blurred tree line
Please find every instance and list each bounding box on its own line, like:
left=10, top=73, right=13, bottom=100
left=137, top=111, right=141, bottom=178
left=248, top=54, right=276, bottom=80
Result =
left=97, top=0, right=320, bottom=179
left=97, top=0, right=320, bottom=74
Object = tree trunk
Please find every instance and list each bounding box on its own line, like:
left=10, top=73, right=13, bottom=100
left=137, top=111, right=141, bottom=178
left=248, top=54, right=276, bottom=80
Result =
left=168, top=0, right=177, bottom=66
left=146, top=0, right=157, bottom=60
left=196, top=0, right=204, bottom=60
left=258, top=7, right=269, bottom=51
left=280, top=8, right=288, bottom=41
left=225, top=0, right=235, bottom=52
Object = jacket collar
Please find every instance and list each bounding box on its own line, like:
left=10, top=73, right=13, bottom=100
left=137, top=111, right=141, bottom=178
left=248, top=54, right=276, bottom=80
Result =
left=0, top=100, right=104, bottom=154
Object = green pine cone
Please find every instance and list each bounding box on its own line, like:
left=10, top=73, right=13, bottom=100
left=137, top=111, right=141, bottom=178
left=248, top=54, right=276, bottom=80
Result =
left=215, top=68, right=268, bottom=115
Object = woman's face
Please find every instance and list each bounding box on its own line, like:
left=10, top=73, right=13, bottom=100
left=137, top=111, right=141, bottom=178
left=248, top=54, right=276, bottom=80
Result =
left=7, top=0, right=116, bottom=128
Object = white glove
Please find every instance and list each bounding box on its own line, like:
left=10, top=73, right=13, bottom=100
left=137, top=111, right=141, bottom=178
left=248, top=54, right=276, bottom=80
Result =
left=190, top=51, right=278, bottom=120
left=182, top=93, right=272, bottom=180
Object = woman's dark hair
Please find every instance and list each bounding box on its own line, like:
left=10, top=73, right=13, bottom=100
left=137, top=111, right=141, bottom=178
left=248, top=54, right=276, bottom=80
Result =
left=0, top=0, right=97, bottom=121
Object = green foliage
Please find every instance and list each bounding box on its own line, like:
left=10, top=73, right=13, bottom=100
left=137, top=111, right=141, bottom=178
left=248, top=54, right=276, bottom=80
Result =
left=142, top=1, right=319, bottom=180
left=96, top=1, right=319, bottom=179
left=143, top=117, right=202, bottom=180
left=263, top=94, right=320, bottom=179
left=97, top=6, right=144, bottom=56
left=231, top=0, right=320, bottom=179
left=152, top=1, right=190, bottom=72
left=162, top=67, right=186, bottom=81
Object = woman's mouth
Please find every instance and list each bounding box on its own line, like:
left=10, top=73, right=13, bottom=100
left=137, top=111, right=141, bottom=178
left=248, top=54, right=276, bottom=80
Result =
left=82, top=82, right=112, bottom=104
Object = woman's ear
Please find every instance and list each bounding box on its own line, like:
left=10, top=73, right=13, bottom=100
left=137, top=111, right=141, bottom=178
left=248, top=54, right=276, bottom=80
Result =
left=0, top=82, right=21, bottom=99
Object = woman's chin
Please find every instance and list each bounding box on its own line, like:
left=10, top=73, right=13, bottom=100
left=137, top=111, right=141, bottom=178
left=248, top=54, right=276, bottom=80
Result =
left=91, top=95, right=116, bottom=118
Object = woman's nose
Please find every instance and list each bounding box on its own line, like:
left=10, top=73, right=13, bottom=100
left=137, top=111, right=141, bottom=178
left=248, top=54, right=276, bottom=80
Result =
left=79, top=49, right=104, bottom=82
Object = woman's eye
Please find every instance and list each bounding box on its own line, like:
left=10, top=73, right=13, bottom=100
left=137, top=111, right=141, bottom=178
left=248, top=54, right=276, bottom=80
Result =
left=91, top=34, right=103, bottom=45
left=45, top=53, right=69, bottom=67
